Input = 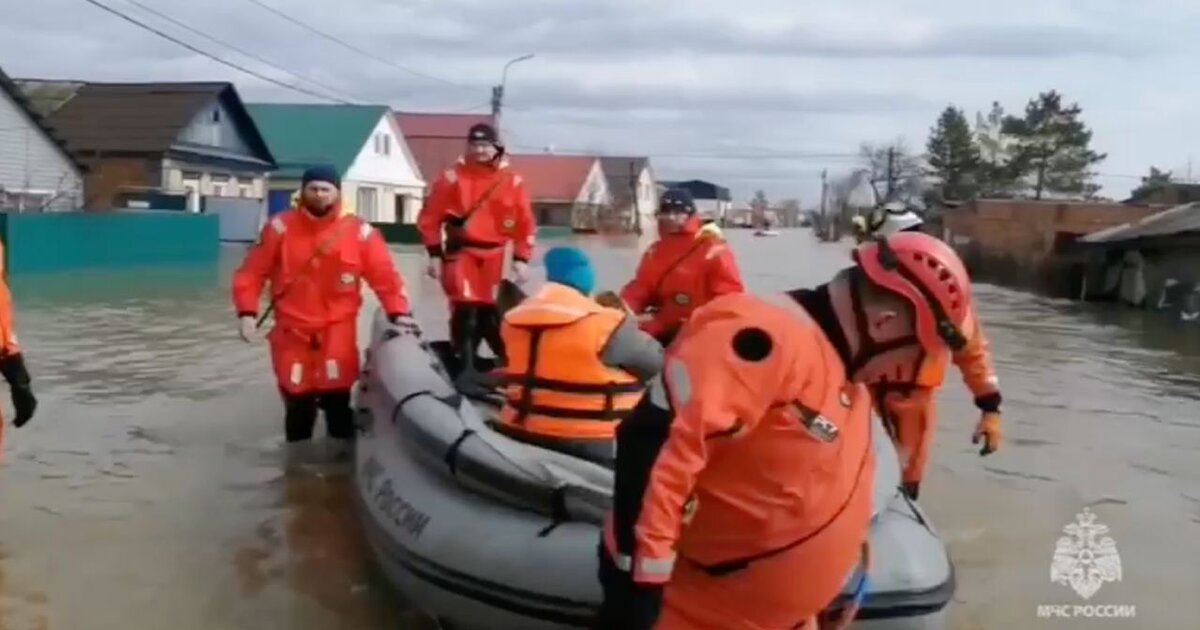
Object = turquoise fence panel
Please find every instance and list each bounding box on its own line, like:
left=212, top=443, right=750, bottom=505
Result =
left=1, top=210, right=219, bottom=274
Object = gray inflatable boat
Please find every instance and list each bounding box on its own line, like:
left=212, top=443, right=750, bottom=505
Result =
left=353, top=312, right=954, bottom=630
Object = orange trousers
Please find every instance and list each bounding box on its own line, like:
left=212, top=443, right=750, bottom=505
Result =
left=878, top=387, right=937, bottom=485
left=267, top=319, right=360, bottom=396
left=441, top=248, right=506, bottom=305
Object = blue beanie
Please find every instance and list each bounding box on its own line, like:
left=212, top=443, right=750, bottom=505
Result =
left=301, top=164, right=341, bottom=189
left=543, top=246, right=595, bottom=295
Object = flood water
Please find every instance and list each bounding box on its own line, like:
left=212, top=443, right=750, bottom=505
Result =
left=1, top=230, right=1198, bottom=629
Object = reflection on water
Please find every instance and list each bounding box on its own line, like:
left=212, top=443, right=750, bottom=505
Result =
left=1, top=231, right=1198, bottom=629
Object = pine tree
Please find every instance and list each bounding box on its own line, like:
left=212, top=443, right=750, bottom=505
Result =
left=974, top=101, right=1019, bottom=197
left=1002, top=91, right=1107, bottom=199
left=926, top=105, right=981, bottom=201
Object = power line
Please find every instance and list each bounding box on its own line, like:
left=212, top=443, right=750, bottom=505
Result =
left=508, top=145, right=863, bottom=160
left=80, top=0, right=343, bottom=103
left=239, top=0, right=464, bottom=89
left=123, top=0, right=361, bottom=104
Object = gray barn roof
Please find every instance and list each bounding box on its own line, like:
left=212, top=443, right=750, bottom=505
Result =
left=1080, top=202, right=1200, bottom=244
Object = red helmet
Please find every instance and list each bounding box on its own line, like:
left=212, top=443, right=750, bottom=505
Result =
left=852, top=232, right=973, bottom=353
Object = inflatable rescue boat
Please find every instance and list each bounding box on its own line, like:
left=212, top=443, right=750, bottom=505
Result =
left=354, top=312, right=955, bottom=630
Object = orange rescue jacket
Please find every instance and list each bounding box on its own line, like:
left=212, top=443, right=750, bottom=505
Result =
left=619, top=222, right=744, bottom=339
left=498, top=283, right=643, bottom=441
left=915, top=307, right=999, bottom=396
left=416, top=157, right=536, bottom=262
left=232, top=207, right=410, bottom=329
left=604, top=292, right=876, bottom=626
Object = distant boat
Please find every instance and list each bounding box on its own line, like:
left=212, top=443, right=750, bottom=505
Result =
left=753, top=229, right=780, bottom=237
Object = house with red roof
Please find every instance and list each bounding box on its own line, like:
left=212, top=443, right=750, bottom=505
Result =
left=394, top=111, right=495, bottom=189
left=506, top=153, right=612, bottom=229
left=394, top=112, right=613, bottom=229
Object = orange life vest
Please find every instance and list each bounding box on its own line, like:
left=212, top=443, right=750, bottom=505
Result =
left=498, top=283, right=643, bottom=441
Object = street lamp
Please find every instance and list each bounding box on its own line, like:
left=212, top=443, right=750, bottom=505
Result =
left=491, top=53, right=535, bottom=138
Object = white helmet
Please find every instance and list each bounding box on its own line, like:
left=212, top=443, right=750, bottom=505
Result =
left=868, top=201, right=924, bottom=236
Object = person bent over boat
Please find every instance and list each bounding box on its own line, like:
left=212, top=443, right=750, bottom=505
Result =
left=859, top=204, right=1003, bottom=499
left=417, top=123, right=536, bottom=372
left=233, top=165, right=415, bottom=454
left=618, top=189, right=744, bottom=347
left=495, top=246, right=662, bottom=467
left=597, top=231, right=977, bottom=629
left=0, top=237, right=37, bottom=458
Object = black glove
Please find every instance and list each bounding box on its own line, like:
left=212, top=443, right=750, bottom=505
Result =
left=593, top=544, right=664, bottom=630
left=0, top=353, right=37, bottom=428
left=387, top=313, right=422, bottom=336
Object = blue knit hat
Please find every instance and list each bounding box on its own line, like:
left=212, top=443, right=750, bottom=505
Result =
left=301, top=164, right=341, bottom=189
left=543, top=246, right=595, bottom=295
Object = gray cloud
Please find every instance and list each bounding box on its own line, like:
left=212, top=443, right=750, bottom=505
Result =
left=0, top=0, right=1191, bottom=202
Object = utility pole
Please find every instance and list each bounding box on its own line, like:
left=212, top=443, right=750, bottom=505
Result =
left=630, top=161, right=643, bottom=236
left=491, top=53, right=535, bottom=140
left=885, top=146, right=896, bottom=200
left=819, top=169, right=828, bottom=216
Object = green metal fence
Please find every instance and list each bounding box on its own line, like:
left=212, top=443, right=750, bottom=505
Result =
left=0, top=210, right=219, bottom=274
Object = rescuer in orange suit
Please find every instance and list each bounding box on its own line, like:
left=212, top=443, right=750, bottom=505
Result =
left=0, top=238, right=38, bottom=458
left=615, top=189, right=744, bottom=347
left=495, top=246, right=663, bottom=466
left=417, top=123, right=536, bottom=371
left=233, top=165, right=416, bottom=453
left=864, top=202, right=1003, bottom=500
left=596, top=232, right=982, bottom=630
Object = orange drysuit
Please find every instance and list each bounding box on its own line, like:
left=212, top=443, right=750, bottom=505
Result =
left=417, top=157, right=536, bottom=305
left=0, top=239, right=16, bottom=453
left=619, top=217, right=744, bottom=344
left=232, top=208, right=410, bottom=395
left=599, top=292, right=875, bottom=630
left=878, top=308, right=999, bottom=488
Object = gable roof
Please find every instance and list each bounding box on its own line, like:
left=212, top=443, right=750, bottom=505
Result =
left=14, top=80, right=274, bottom=166
left=247, top=103, right=387, bottom=179
left=395, top=112, right=495, bottom=182
left=666, top=179, right=732, bottom=202
left=0, top=68, right=85, bottom=174
left=1080, top=202, right=1200, bottom=245
left=599, top=156, right=650, bottom=206
left=506, top=154, right=599, bottom=203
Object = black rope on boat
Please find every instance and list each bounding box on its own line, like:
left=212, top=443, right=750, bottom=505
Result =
left=537, top=486, right=570, bottom=538
left=444, top=429, right=475, bottom=475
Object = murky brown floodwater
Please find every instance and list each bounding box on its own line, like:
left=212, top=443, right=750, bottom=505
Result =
left=1, top=231, right=1198, bottom=629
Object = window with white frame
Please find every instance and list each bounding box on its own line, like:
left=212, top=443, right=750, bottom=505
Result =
left=374, top=133, right=391, bottom=156
left=357, top=186, right=379, bottom=221
left=210, top=174, right=230, bottom=197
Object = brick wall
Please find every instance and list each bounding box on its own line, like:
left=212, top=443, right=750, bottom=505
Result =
left=942, top=199, right=1160, bottom=294
left=80, top=156, right=155, bottom=210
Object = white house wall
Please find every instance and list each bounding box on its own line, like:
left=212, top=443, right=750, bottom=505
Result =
left=0, top=88, right=82, bottom=210
left=344, top=114, right=427, bottom=224
left=573, top=161, right=613, bottom=206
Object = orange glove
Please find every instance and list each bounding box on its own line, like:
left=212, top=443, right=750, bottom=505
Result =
left=972, top=411, right=1002, bottom=456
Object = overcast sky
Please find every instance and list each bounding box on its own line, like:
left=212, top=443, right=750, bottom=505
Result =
left=3, top=0, right=1197, bottom=204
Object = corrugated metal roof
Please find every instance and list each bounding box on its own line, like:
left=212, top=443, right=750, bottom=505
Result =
left=394, top=112, right=495, bottom=183
left=17, top=80, right=274, bottom=166
left=506, top=154, right=597, bottom=203
left=1079, top=202, right=1200, bottom=244
left=395, top=112, right=494, bottom=139
left=247, top=103, right=386, bottom=178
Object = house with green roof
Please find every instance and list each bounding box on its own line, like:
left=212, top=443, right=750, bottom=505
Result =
left=247, top=103, right=424, bottom=223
